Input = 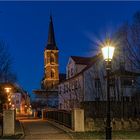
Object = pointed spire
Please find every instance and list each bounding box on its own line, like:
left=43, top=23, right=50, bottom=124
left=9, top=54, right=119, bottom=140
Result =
left=46, top=15, right=58, bottom=50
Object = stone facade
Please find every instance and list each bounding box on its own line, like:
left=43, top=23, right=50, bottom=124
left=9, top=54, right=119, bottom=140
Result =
left=85, top=118, right=140, bottom=131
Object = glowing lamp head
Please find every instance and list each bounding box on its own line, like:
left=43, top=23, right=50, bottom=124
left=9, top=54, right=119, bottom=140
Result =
left=101, top=38, right=115, bottom=61
left=102, top=46, right=115, bottom=61
left=5, top=87, right=11, bottom=93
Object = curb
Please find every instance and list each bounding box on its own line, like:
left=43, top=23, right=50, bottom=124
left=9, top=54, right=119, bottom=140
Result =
left=18, top=121, right=25, bottom=139
left=47, top=119, right=74, bottom=140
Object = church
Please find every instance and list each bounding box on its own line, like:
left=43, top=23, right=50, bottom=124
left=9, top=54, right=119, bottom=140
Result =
left=33, top=16, right=65, bottom=108
left=42, top=16, right=59, bottom=90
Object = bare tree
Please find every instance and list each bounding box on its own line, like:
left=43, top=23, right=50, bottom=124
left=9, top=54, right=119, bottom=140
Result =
left=0, top=40, right=17, bottom=83
left=114, top=11, right=140, bottom=72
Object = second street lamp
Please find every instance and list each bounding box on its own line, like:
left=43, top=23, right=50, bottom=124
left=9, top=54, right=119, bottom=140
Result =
left=101, top=38, right=115, bottom=140
left=4, top=87, right=12, bottom=110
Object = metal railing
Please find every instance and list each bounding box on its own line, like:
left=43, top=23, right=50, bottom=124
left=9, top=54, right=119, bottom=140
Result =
left=46, top=110, right=72, bottom=128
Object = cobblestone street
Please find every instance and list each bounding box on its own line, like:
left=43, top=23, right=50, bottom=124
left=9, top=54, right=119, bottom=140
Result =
left=20, top=118, right=72, bottom=140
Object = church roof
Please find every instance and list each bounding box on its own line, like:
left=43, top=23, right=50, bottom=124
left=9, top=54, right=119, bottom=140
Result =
left=45, top=16, right=58, bottom=50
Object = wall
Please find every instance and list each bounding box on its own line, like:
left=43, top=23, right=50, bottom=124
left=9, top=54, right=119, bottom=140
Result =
left=85, top=118, right=140, bottom=131
left=59, top=73, right=84, bottom=110
left=84, top=60, right=106, bottom=101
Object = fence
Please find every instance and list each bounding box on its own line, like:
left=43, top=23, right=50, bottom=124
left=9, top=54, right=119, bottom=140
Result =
left=46, top=110, right=72, bottom=128
left=81, top=101, right=140, bottom=119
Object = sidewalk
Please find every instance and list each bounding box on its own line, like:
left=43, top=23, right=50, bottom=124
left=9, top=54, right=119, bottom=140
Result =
left=20, top=118, right=72, bottom=140
left=15, top=119, right=24, bottom=136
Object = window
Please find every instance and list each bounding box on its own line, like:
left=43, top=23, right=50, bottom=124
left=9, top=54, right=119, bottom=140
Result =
left=74, top=80, right=78, bottom=89
left=50, top=53, right=55, bottom=64
left=95, top=78, right=101, bottom=99
left=95, top=97, right=100, bottom=101
left=95, top=79, right=101, bottom=89
left=51, top=69, right=55, bottom=78
left=121, top=78, right=134, bottom=87
left=67, top=69, right=70, bottom=79
left=71, top=68, right=73, bottom=76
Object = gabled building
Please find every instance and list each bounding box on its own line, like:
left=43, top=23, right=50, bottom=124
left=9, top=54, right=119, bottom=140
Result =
left=59, top=55, right=100, bottom=110
left=66, top=56, right=93, bottom=79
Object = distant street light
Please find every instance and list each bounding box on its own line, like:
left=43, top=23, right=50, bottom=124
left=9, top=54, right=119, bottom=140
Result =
left=101, top=38, right=115, bottom=140
left=4, top=87, right=12, bottom=109
left=4, top=87, right=11, bottom=93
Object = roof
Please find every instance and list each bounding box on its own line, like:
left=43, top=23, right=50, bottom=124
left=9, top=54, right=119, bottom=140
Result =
left=33, top=89, right=58, bottom=96
left=71, top=56, right=94, bottom=65
left=45, top=16, right=58, bottom=50
left=59, top=54, right=101, bottom=84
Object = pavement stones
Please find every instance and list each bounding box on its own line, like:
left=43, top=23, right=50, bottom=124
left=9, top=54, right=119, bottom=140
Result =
left=20, top=118, right=72, bottom=140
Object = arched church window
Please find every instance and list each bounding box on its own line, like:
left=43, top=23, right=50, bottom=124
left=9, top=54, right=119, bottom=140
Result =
left=51, top=69, right=55, bottom=78
left=50, top=53, right=55, bottom=64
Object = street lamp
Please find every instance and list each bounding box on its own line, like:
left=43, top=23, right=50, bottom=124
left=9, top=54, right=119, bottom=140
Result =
left=4, top=87, right=12, bottom=109
left=4, top=87, right=11, bottom=93
left=101, top=38, right=115, bottom=140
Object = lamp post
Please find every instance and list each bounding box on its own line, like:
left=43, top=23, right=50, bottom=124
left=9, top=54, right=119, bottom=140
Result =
left=101, top=38, right=115, bottom=140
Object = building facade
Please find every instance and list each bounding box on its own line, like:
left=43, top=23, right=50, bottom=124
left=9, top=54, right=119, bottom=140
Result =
left=58, top=55, right=99, bottom=110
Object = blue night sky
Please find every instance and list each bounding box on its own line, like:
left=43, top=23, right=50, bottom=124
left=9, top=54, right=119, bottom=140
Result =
left=0, top=1, right=140, bottom=97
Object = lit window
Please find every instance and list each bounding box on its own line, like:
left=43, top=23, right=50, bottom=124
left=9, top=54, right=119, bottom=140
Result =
left=50, top=53, right=55, bottom=64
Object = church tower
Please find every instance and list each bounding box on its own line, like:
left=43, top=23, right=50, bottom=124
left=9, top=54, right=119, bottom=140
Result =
left=43, top=16, right=59, bottom=89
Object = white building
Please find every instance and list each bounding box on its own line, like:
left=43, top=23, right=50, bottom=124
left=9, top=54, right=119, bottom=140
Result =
left=59, top=55, right=100, bottom=110
left=58, top=51, right=140, bottom=110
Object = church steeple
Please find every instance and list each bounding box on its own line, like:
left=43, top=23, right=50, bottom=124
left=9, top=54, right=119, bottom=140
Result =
left=43, top=15, right=59, bottom=90
left=46, top=16, right=58, bottom=50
